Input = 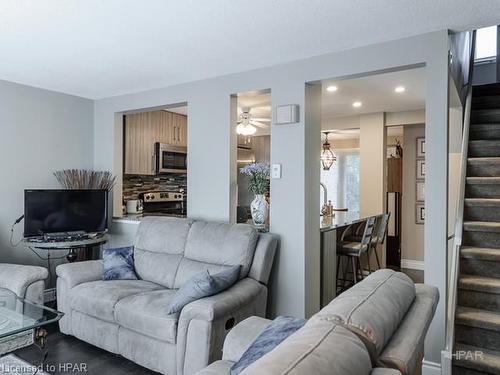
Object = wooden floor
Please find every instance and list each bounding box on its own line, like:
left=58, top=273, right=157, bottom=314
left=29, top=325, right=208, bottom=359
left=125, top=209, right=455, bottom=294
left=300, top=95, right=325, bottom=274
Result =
left=14, top=324, right=159, bottom=375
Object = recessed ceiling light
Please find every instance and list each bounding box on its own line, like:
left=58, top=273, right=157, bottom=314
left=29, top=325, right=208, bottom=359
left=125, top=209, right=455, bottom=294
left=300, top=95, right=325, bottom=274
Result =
left=352, top=101, right=362, bottom=108
left=394, top=86, right=406, bottom=93
left=326, top=85, right=338, bottom=92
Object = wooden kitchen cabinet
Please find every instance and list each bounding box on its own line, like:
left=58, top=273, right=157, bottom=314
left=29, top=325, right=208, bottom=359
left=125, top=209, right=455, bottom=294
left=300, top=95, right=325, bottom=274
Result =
left=124, top=110, right=187, bottom=175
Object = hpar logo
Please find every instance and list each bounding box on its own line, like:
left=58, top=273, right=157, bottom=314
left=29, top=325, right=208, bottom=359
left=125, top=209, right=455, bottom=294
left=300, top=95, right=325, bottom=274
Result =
left=452, top=350, right=484, bottom=361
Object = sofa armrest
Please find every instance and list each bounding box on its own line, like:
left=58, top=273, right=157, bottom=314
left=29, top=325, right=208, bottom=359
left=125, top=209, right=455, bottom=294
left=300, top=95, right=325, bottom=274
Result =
left=56, top=260, right=103, bottom=289
left=177, top=278, right=268, bottom=375
left=222, top=316, right=272, bottom=363
left=179, top=278, right=266, bottom=322
left=0, top=264, right=48, bottom=299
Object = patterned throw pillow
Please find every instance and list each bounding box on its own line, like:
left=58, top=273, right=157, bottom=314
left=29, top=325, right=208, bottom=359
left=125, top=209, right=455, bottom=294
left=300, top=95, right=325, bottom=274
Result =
left=102, top=246, right=138, bottom=281
left=167, top=265, right=241, bottom=314
left=230, top=316, right=306, bottom=375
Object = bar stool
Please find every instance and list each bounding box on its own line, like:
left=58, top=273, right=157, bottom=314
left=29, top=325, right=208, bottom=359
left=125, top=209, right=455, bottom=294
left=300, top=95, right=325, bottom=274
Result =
left=336, top=216, right=376, bottom=291
left=369, top=213, right=390, bottom=270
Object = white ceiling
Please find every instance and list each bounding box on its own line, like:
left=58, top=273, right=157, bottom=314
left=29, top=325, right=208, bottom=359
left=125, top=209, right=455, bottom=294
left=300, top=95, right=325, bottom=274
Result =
left=1, top=1, right=499, bottom=99
left=322, top=67, right=426, bottom=118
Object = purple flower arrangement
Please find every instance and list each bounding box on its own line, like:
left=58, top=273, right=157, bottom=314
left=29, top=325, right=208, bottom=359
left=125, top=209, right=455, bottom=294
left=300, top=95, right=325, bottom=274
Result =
left=240, top=163, right=270, bottom=195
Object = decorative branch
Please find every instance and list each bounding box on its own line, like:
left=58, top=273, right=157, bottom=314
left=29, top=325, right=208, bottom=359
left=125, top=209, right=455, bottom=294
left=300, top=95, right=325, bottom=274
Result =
left=54, top=169, right=116, bottom=191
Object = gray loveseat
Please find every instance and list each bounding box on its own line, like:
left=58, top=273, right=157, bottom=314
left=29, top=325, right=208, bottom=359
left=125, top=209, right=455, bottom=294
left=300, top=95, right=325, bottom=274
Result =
left=56, top=217, right=278, bottom=375
left=196, top=269, right=439, bottom=375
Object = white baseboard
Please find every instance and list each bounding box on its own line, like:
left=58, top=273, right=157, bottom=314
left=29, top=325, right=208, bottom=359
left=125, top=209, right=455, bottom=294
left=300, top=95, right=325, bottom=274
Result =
left=401, top=259, right=425, bottom=271
left=422, top=359, right=441, bottom=375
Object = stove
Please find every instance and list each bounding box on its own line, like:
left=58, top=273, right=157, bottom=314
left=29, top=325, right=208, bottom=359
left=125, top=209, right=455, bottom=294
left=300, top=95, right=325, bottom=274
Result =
left=140, top=191, right=186, bottom=216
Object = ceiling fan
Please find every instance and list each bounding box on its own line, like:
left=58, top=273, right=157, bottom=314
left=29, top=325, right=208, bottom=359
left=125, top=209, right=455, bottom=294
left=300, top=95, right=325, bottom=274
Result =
left=236, top=107, right=270, bottom=136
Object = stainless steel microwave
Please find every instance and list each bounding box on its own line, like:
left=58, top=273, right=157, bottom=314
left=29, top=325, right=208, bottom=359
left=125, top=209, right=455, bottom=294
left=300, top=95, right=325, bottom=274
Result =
left=155, top=143, right=187, bottom=174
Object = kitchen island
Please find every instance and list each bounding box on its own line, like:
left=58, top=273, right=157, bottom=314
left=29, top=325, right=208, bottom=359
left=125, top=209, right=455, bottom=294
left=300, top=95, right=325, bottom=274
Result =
left=320, top=212, right=381, bottom=307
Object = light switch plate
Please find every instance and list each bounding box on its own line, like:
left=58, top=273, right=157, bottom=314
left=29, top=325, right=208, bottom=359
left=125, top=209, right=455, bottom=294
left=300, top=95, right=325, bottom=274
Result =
left=271, top=164, right=282, bottom=179
left=275, top=104, right=299, bottom=124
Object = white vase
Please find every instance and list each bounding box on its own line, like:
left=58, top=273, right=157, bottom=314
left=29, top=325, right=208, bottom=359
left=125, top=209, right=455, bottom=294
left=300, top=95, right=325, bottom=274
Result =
left=250, top=194, right=269, bottom=228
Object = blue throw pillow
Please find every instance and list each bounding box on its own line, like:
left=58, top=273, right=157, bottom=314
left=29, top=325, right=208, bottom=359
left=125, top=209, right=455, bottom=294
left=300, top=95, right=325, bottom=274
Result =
left=102, top=246, right=138, bottom=281
left=230, top=316, right=306, bottom=375
left=167, top=265, right=241, bottom=314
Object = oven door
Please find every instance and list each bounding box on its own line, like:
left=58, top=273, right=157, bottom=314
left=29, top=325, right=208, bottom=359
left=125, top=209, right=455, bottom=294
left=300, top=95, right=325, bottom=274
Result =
left=155, top=143, right=187, bottom=174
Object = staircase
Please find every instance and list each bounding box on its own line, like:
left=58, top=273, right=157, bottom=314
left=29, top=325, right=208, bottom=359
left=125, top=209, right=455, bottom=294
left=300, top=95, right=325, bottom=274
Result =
left=454, top=83, right=500, bottom=374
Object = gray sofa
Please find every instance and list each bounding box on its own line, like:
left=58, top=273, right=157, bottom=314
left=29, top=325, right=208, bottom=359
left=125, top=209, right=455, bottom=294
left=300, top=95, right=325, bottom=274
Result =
left=196, top=269, right=439, bottom=375
left=56, top=217, right=278, bottom=375
left=0, top=264, right=48, bottom=304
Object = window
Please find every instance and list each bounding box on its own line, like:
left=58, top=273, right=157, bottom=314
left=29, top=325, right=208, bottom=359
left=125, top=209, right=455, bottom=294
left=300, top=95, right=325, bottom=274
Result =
left=320, top=150, right=359, bottom=213
left=475, top=26, right=497, bottom=60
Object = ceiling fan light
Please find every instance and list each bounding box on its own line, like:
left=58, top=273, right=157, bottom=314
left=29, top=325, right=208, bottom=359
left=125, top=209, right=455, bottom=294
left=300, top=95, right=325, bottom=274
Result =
left=237, top=123, right=257, bottom=136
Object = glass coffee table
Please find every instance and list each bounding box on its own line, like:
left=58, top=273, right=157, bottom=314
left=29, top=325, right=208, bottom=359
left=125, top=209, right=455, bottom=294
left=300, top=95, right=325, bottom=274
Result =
left=0, top=288, right=63, bottom=355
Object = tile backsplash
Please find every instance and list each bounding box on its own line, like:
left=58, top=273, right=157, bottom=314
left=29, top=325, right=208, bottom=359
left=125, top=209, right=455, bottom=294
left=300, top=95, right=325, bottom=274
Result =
left=122, top=174, right=187, bottom=202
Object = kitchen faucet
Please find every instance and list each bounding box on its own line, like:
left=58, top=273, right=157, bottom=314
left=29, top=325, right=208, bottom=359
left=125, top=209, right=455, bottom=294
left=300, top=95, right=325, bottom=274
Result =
left=320, top=182, right=332, bottom=216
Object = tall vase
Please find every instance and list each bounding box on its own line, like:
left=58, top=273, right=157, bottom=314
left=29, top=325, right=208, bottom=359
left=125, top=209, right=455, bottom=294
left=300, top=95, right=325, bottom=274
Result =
left=250, top=194, right=269, bottom=228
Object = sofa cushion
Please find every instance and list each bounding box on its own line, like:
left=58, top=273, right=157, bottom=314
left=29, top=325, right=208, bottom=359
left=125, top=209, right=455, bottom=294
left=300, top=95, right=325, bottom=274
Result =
left=70, top=280, right=162, bottom=323
left=316, top=269, right=416, bottom=363
left=377, top=284, right=439, bottom=375
left=102, top=246, right=137, bottom=281
left=168, top=266, right=241, bottom=314
left=134, top=217, right=194, bottom=288
left=115, top=289, right=179, bottom=343
left=239, top=316, right=373, bottom=375
left=181, top=222, right=258, bottom=284
left=174, top=259, right=234, bottom=289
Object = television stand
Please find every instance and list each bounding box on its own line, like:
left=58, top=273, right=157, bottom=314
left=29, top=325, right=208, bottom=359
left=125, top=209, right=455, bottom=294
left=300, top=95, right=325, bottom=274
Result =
left=22, top=234, right=108, bottom=263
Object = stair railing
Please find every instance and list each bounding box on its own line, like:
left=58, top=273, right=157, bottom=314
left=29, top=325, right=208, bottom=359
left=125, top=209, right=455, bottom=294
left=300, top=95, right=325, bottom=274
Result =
left=441, top=29, right=476, bottom=374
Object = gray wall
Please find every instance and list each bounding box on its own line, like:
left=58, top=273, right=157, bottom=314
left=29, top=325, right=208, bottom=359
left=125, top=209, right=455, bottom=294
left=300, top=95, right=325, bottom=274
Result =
left=402, top=124, right=425, bottom=263
left=0, top=80, right=94, bottom=274
left=94, top=30, right=449, bottom=370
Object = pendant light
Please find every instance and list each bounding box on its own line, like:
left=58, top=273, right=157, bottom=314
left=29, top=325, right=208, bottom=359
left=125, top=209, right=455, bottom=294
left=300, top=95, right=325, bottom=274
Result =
left=321, top=131, right=336, bottom=170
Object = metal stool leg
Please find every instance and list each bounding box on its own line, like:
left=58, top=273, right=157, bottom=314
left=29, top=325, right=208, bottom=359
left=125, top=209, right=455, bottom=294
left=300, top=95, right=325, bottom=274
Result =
left=351, top=257, right=357, bottom=284
left=373, top=244, right=381, bottom=269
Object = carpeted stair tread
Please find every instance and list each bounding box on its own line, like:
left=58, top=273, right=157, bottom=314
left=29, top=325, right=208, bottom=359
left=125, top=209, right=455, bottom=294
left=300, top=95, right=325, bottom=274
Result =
left=471, top=109, right=500, bottom=124
left=464, top=221, right=500, bottom=233
left=465, top=198, right=500, bottom=206
left=468, top=140, right=500, bottom=157
left=456, top=306, right=500, bottom=332
left=472, top=95, right=500, bottom=110
left=461, top=246, right=500, bottom=261
left=468, top=157, right=500, bottom=164
left=454, top=343, right=500, bottom=374
left=473, top=83, right=500, bottom=97
left=459, top=275, right=500, bottom=294
left=467, top=177, right=500, bottom=185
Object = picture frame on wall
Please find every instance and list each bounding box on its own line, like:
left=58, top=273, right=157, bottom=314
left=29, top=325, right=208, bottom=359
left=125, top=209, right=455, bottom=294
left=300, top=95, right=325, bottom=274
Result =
left=416, top=137, right=425, bottom=158
left=416, top=181, right=425, bottom=202
left=416, top=159, right=426, bottom=179
left=416, top=203, right=425, bottom=224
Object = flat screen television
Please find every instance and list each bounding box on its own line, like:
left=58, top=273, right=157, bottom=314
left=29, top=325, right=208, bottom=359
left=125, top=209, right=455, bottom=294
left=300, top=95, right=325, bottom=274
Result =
left=24, top=189, right=108, bottom=237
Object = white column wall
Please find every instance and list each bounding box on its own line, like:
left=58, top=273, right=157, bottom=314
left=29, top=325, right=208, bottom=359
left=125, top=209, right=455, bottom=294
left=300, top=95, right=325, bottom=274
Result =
left=359, top=113, right=387, bottom=216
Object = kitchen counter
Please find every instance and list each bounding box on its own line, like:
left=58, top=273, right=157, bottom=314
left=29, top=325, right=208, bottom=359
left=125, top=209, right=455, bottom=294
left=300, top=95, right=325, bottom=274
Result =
left=113, top=213, right=187, bottom=224
left=320, top=211, right=376, bottom=232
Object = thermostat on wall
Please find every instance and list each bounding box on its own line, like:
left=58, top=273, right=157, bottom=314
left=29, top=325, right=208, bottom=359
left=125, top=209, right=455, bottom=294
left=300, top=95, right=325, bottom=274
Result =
left=275, top=104, right=299, bottom=125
